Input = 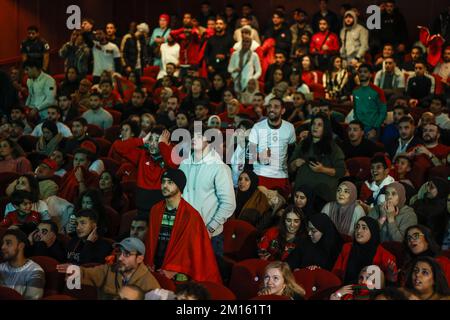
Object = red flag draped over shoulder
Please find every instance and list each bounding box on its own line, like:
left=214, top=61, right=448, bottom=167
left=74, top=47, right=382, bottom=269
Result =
left=145, top=199, right=222, bottom=284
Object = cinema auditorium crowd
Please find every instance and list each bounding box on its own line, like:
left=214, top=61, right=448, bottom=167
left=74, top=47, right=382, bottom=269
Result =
left=0, top=0, right=449, bottom=301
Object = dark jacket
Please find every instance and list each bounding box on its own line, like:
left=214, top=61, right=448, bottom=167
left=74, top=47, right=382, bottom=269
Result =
left=66, top=235, right=112, bottom=265
left=386, top=135, right=423, bottom=159
left=31, top=240, right=66, bottom=262
left=121, top=34, right=148, bottom=70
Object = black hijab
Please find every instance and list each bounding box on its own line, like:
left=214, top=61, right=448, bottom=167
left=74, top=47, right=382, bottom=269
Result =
left=235, top=169, right=259, bottom=217
left=288, top=213, right=344, bottom=271
left=413, top=178, right=449, bottom=246
left=294, top=185, right=317, bottom=219
left=344, top=216, right=381, bottom=284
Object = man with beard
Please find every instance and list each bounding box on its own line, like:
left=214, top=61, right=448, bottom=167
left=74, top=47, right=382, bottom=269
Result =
left=145, top=169, right=222, bottom=283
left=381, top=104, right=409, bottom=146
left=57, top=237, right=160, bottom=300
left=340, top=120, right=383, bottom=159
left=386, top=116, right=423, bottom=159
left=408, top=123, right=450, bottom=168
left=310, top=17, right=340, bottom=71
left=31, top=105, right=72, bottom=138
left=249, top=97, right=296, bottom=199
left=377, top=0, right=408, bottom=54
left=62, top=117, right=97, bottom=155
left=402, top=46, right=425, bottom=73
left=352, top=64, right=387, bottom=141
left=105, top=23, right=121, bottom=48
left=0, top=229, right=45, bottom=300
left=82, top=91, right=113, bottom=130
left=204, top=18, right=233, bottom=76
left=339, top=10, right=369, bottom=67
left=433, top=46, right=449, bottom=96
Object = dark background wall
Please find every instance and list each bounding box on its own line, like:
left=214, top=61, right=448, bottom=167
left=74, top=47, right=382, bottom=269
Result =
left=0, top=0, right=447, bottom=70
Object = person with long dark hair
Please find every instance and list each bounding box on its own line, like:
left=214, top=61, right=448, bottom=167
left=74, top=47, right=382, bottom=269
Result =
left=292, top=185, right=317, bottom=219
left=403, top=225, right=450, bottom=286
left=98, top=170, right=128, bottom=214
left=287, top=213, right=343, bottom=271
left=323, top=55, right=348, bottom=100
left=35, top=120, right=63, bottom=156
left=0, top=138, right=32, bottom=174
left=403, top=256, right=450, bottom=300
left=332, top=216, right=398, bottom=285
left=289, top=113, right=346, bottom=203
left=258, top=206, right=307, bottom=262
left=179, top=78, right=209, bottom=117
left=59, top=66, right=81, bottom=96
left=75, top=189, right=108, bottom=237
left=208, top=73, right=227, bottom=103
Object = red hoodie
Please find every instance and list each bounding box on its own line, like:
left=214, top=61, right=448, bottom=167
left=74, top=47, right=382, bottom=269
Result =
left=112, top=138, right=178, bottom=190
left=170, top=28, right=201, bottom=66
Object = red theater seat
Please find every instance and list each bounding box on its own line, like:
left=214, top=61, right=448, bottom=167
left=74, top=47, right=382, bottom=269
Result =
left=293, top=268, right=342, bottom=300
left=31, top=256, right=65, bottom=296
left=199, top=281, right=236, bottom=300
left=229, top=259, right=270, bottom=300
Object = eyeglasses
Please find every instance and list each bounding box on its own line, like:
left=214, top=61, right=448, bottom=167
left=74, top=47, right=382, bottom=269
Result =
left=407, top=233, right=424, bottom=242
left=117, top=250, right=138, bottom=258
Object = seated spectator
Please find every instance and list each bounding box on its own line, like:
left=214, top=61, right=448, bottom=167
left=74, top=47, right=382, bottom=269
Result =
left=0, top=190, right=41, bottom=234
left=65, top=209, right=112, bottom=265
left=293, top=186, right=317, bottom=219
left=120, top=89, right=154, bottom=121
left=340, top=120, right=383, bottom=159
left=31, top=105, right=72, bottom=138
left=75, top=189, right=109, bottom=237
left=406, top=61, right=433, bottom=101
left=409, top=123, right=450, bottom=169
left=374, top=57, right=405, bottom=98
left=4, top=174, right=51, bottom=221
left=403, top=225, right=450, bottom=285
left=35, top=120, right=63, bottom=156
left=265, top=51, right=291, bottom=88
left=59, top=66, right=81, bottom=96
left=172, top=111, right=190, bottom=131
left=82, top=91, right=114, bottom=130
left=108, top=120, right=141, bottom=163
left=234, top=170, right=271, bottom=229
left=58, top=237, right=159, bottom=300
left=145, top=169, right=222, bottom=283
left=208, top=73, right=226, bottom=104
left=9, top=106, right=33, bottom=135
left=49, top=149, right=68, bottom=177
left=411, top=178, right=449, bottom=246
left=331, top=265, right=386, bottom=300
left=240, top=78, right=261, bottom=106
left=323, top=56, right=348, bottom=101
left=58, top=147, right=100, bottom=203
left=392, top=153, right=414, bottom=186
left=99, top=79, right=123, bottom=110
left=257, top=261, right=306, bottom=300
left=58, top=91, right=80, bottom=123
left=71, top=78, right=92, bottom=109
left=403, top=256, right=450, bottom=300
left=112, top=126, right=177, bottom=215
left=368, top=182, right=417, bottom=242
left=429, top=95, right=450, bottom=131
left=401, top=46, right=425, bottom=73
left=300, top=55, right=320, bottom=87
left=288, top=213, right=343, bottom=271
left=258, top=206, right=307, bottom=262
left=0, top=229, right=45, bottom=300
left=98, top=171, right=128, bottom=214
left=62, top=117, right=96, bottom=155
left=0, top=138, right=32, bottom=174
left=332, top=216, right=398, bottom=284
left=374, top=43, right=396, bottom=72
left=359, top=154, right=395, bottom=207
left=128, top=215, right=149, bottom=243
left=380, top=104, right=409, bottom=147
left=322, top=181, right=365, bottom=237
left=289, top=113, right=346, bottom=203
left=386, top=116, right=423, bottom=159
left=28, top=220, right=65, bottom=262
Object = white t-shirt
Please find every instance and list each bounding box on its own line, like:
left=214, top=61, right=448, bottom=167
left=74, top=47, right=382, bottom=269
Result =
left=249, top=119, right=296, bottom=179
left=92, top=41, right=121, bottom=77
left=157, top=43, right=180, bottom=79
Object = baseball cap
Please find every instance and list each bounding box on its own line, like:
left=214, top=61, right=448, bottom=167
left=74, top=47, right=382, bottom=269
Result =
left=114, top=237, right=146, bottom=256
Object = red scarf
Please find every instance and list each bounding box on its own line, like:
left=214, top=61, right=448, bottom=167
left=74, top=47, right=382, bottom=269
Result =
left=145, top=198, right=222, bottom=284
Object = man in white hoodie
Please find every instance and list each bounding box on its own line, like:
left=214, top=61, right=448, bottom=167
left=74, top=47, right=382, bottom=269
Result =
left=179, top=126, right=236, bottom=257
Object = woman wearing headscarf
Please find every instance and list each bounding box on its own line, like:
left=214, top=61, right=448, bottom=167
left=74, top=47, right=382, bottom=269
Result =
left=293, top=185, right=317, bottom=219
left=322, top=181, right=365, bottom=236
left=234, top=170, right=271, bottom=230
left=411, top=178, right=449, bottom=246
left=368, top=182, right=417, bottom=242
left=35, top=120, right=63, bottom=156
left=333, top=216, right=398, bottom=285
left=287, top=213, right=343, bottom=271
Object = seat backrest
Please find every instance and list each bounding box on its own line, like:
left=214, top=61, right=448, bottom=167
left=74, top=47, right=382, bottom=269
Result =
left=104, top=206, right=120, bottom=238
left=250, top=294, right=291, bottom=300
left=199, top=281, right=236, bottom=300
left=381, top=241, right=406, bottom=267
left=17, top=135, right=38, bottom=153
left=0, top=172, right=19, bottom=197
left=62, top=284, right=98, bottom=300
left=0, top=286, right=24, bottom=300
left=294, top=268, right=342, bottom=300
left=99, top=157, right=121, bottom=175
left=86, top=124, right=104, bottom=138
left=345, top=157, right=372, bottom=182
left=223, top=219, right=258, bottom=262
left=93, top=138, right=112, bottom=157
left=229, top=259, right=270, bottom=300
left=31, top=256, right=65, bottom=296
left=104, top=125, right=121, bottom=143
left=106, top=109, right=122, bottom=126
